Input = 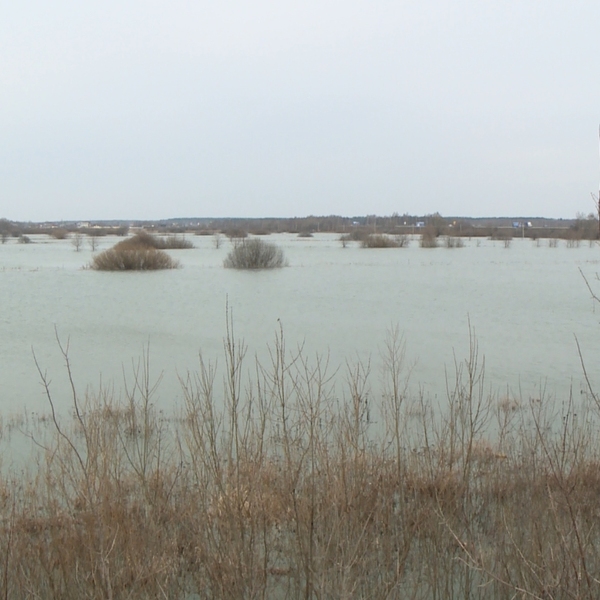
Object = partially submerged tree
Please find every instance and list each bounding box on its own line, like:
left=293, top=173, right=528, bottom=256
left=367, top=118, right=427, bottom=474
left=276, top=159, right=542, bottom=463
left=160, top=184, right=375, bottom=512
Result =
left=72, top=232, right=84, bottom=252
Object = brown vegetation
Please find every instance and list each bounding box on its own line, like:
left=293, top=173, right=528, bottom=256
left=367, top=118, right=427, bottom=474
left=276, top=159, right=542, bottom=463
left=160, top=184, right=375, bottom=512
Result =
left=49, top=228, right=69, bottom=240
left=224, top=238, right=287, bottom=269
left=420, top=225, right=438, bottom=248
left=2, top=326, right=599, bottom=598
left=126, top=230, right=194, bottom=250
left=90, top=232, right=182, bottom=271
left=223, top=228, right=248, bottom=240
left=91, top=246, right=179, bottom=270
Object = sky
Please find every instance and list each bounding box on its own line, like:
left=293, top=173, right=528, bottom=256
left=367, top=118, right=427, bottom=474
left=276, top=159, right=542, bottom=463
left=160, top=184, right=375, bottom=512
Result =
left=1, top=0, right=599, bottom=221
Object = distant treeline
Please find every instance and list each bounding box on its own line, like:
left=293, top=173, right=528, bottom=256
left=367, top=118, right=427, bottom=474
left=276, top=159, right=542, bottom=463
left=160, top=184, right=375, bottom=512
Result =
left=2, top=212, right=598, bottom=241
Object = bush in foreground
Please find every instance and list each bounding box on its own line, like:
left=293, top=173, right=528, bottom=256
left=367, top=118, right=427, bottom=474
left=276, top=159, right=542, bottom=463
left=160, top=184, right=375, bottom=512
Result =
left=224, top=238, right=287, bottom=269
left=6, top=327, right=600, bottom=599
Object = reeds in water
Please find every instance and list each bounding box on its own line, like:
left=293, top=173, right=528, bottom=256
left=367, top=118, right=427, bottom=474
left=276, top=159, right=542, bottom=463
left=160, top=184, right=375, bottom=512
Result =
left=2, top=325, right=600, bottom=598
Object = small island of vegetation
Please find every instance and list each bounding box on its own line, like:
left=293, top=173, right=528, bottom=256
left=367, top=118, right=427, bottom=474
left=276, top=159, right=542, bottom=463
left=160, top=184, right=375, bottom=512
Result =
left=91, top=231, right=192, bottom=271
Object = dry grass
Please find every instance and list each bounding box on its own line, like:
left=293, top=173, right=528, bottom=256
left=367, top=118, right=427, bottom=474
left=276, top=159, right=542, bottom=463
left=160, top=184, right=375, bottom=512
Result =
left=3, top=327, right=600, bottom=598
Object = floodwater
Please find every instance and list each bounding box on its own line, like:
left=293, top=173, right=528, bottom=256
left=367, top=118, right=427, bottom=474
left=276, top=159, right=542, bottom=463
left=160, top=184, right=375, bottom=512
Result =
left=1, top=233, right=599, bottom=422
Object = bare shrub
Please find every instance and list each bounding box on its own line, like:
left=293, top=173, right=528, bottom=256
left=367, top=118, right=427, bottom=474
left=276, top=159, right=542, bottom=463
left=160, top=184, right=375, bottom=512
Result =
left=91, top=246, right=180, bottom=270
left=549, top=238, right=559, bottom=247
left=420, top=225, right=438, bottom=248
left=0, top=219, right=12, bottom=244
left=155, top=233, right=193, bottom=249
left=224, top=238, right=287, bottom=269
left=3, top=318, right=600, bottom=598
left=114, top=225, right=129, bottom=236
left=445, top=235, right=464, bottom=248
left=396, top=234, right=410, bottom=247
left=71, top=232, right=83, bottom=252
left=91, top=231, right=185, bottom=270
left=88, top=234, right=100, bottom=252
left=223, top=228, right=248, bottom=240
left=297, top=231, right=314, bottom=238
left=49, top=228, right=69, bottom=240
left=126, top=230, right=194, bottom=249
left=490, top=229, right=513, bottom=248
left=361, top=233, right=406, bottom=248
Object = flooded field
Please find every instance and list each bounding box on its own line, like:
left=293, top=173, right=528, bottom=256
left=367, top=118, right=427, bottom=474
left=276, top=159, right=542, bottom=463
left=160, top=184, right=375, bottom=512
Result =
left=2, top=231, right=600, bottom=598
left=1, top=232, right=599, bottom=419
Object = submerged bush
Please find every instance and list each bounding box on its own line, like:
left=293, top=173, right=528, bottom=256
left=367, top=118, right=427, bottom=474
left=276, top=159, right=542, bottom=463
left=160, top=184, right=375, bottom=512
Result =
left=91, top=239, right=180, bottom=271
left=361, top=234, right=408, bottom=248
left=49, top=228, right=69, bottom=240
left=91, top=246, right=180, bottom=270
left=444, top=235, right=464, bottom=248
left=224, top=238, right=287, bottom=269
left=90, top=231, right=182, bottom=270
left=420, top=225, right=438, bottom=248
left=223, top=228, right=248, bottom=240
left=125, top=230, right=194, bottom=249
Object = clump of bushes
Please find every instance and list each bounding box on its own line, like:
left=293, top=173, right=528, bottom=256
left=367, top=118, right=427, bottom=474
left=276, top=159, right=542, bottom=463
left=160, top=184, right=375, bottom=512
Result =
left=129, top=230, right=194, bottom=249
left=91, top=247, right=180, bottom=271
left=90, top=233, right=180, bottom=271
left=223, top=228, right=248, bottom=240
left=49, top=228, right=70, bottom=240
left=339, top=229, right=369, bottom=244
left=361, top=234, right=408, bottom=248
left=224, top=238, right=287, bottom=269
left=340, top=229, right=374, bottom=247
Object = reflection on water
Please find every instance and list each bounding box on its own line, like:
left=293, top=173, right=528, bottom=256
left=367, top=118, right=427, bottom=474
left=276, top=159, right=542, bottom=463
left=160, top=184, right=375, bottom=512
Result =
left=1, top=233, right=599, bottom=419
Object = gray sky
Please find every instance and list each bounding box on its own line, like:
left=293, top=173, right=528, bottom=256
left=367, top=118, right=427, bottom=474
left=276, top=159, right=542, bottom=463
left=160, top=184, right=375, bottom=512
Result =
left=2, top=0, right=599, bottom=221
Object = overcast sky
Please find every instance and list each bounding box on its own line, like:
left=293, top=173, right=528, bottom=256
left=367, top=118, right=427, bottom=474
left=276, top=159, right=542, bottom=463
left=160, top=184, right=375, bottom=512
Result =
left=2, top=1, right=599, bottom=221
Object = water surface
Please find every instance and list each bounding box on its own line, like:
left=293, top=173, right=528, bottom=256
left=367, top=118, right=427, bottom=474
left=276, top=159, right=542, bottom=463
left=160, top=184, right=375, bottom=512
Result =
left=1, top=233, right=599, bottom=419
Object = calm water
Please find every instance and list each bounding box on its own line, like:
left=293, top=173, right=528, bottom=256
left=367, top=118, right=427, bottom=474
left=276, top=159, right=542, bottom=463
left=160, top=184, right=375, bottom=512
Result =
left=1, top=233, right=599, bottom=420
